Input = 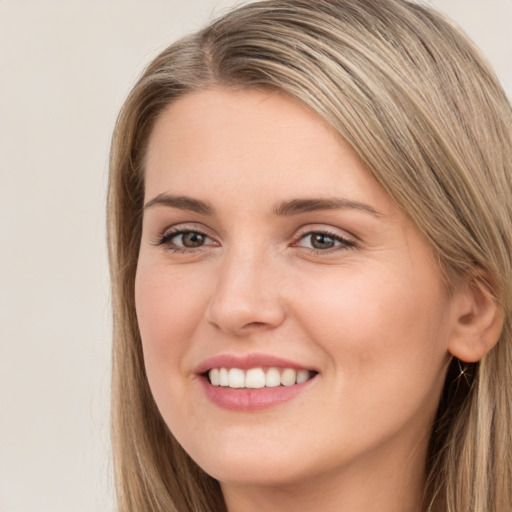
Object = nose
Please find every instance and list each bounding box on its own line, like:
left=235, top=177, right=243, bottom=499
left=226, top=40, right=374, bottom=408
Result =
left=205, top=249, right=286, bottom=336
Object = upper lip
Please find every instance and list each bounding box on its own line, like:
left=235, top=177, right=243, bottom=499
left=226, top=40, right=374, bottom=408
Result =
left=194, top=353, right=316, bottom=375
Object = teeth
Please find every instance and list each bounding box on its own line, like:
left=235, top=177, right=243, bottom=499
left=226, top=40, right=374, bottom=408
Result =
left=228, top=368, right=245, bottom=388
left=280, top=368, right=296, bottom=386
left=245, top=368, right=266, bottom=388
left=296, top=369, right=310, bottom=384
left=207, top=367, right=314, bottom=388
left=219, top=368, right=229, bottom=386
left=209, top=368, right=220, bottom=386
left=265, top=367, right=281, bottom=388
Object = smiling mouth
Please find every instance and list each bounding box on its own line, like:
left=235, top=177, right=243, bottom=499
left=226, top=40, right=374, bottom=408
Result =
left=206, top=367, right=318, bottom=389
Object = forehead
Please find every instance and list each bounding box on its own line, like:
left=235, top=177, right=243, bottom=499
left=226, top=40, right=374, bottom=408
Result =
left=145, top=87, right=341, bottom=175
left=143, top=87, right=394, bottom=217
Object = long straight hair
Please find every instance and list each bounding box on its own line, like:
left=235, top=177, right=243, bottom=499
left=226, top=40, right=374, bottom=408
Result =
left=107, top=1, right=512, bottom=510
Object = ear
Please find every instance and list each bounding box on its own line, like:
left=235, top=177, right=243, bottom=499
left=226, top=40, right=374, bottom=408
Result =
left=448, top=272, right=504, bottom=363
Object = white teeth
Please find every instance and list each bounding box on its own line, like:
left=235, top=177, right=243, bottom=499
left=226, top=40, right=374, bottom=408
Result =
left=209, top=368, right=220, bottom=386
left=245, top=368, right=266, bottom=388
left=280, top=368, right=297, bottom=386
left=265, top=367, right=281, bottom=387
left=207, top=367, right=314, bottom=388
left=228, top=368, right=245, bottom=388
left=296, top=369, right=310, bottom=384
left=219, top=368, right=229, bottom=386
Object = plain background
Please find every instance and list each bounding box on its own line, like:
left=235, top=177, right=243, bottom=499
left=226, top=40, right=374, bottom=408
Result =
left=0, top=1, right=510, bottom=511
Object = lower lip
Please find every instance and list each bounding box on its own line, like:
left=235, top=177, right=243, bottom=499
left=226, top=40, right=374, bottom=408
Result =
left=199, top=376, right=316, bottom=411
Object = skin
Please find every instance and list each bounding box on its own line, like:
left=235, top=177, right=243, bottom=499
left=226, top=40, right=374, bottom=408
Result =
left=135, top=88, right=470, bottom=512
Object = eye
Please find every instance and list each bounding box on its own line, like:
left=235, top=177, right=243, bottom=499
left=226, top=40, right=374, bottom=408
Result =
left=173, top=231, right=207, bottom=248
left=296, top=230, right=355, bottom=251
left=157, top=229, right=217, bottom=252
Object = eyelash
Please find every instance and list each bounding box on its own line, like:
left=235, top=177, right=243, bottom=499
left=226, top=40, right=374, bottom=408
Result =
left=295, top=230, right=356, bottom=253
left=154, top=227, right=356, bottom=254
left=155, top=228, right=215, bottom=254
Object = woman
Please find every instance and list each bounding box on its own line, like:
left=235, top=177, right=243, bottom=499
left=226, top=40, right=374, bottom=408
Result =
left=107, top=0, right=512, bottom=510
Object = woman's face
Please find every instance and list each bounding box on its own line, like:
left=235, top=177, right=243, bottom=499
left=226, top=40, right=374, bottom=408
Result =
left=136, top=88, right=457, bottom=490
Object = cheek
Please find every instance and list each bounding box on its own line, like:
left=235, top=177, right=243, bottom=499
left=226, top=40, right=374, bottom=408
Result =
left=292, top=264, right=451, bottom=390
left=288, top=271, right=451, bottom=457
left=134, top=261, right=209, bottom=392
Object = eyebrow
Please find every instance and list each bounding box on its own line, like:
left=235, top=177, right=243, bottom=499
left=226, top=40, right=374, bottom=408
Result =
left=144, top=194, right=215, bottom=215
left=143, top=194, right=381, bottom=217
left=272, top=198, right=381, bottom=217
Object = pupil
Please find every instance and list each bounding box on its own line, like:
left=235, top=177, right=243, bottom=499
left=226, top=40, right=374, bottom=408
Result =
left=183, top=232, right=204, bottom=247
left=311, top=233, right=334, bottom=249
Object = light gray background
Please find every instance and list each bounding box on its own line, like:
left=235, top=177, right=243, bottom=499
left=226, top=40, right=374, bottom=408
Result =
left=0, top=1, right=510, bottom=511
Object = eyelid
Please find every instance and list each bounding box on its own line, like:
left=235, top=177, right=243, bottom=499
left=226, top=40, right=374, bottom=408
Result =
left=153, top=223, right=219, bottom=251
left=151, top=222, right=357, bottom=253
left=294, top=224, right=356, bottom=242
left=292, top=225, right=358, bottom=252
left=158, top=221, right=215, bottom=239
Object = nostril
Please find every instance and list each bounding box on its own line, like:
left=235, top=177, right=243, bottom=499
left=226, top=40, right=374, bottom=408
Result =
left=242, top=321, right=268, bottom=330
left=205, top=280, right=287, bottom=335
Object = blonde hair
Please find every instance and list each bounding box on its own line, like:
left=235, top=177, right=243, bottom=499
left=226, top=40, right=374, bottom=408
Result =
left=107, top=1, right=512, bottom=510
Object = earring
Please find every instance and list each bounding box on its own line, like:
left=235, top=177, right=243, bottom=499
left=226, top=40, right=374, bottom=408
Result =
left=456, top=359, right=471, bottom=387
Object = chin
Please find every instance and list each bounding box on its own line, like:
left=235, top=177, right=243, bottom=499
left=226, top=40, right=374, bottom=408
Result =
left=203, top=458, right=308, bottom=488
left=184, top=434, right=312, bottom=487
left=191, top=434, right=347, bottom=491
